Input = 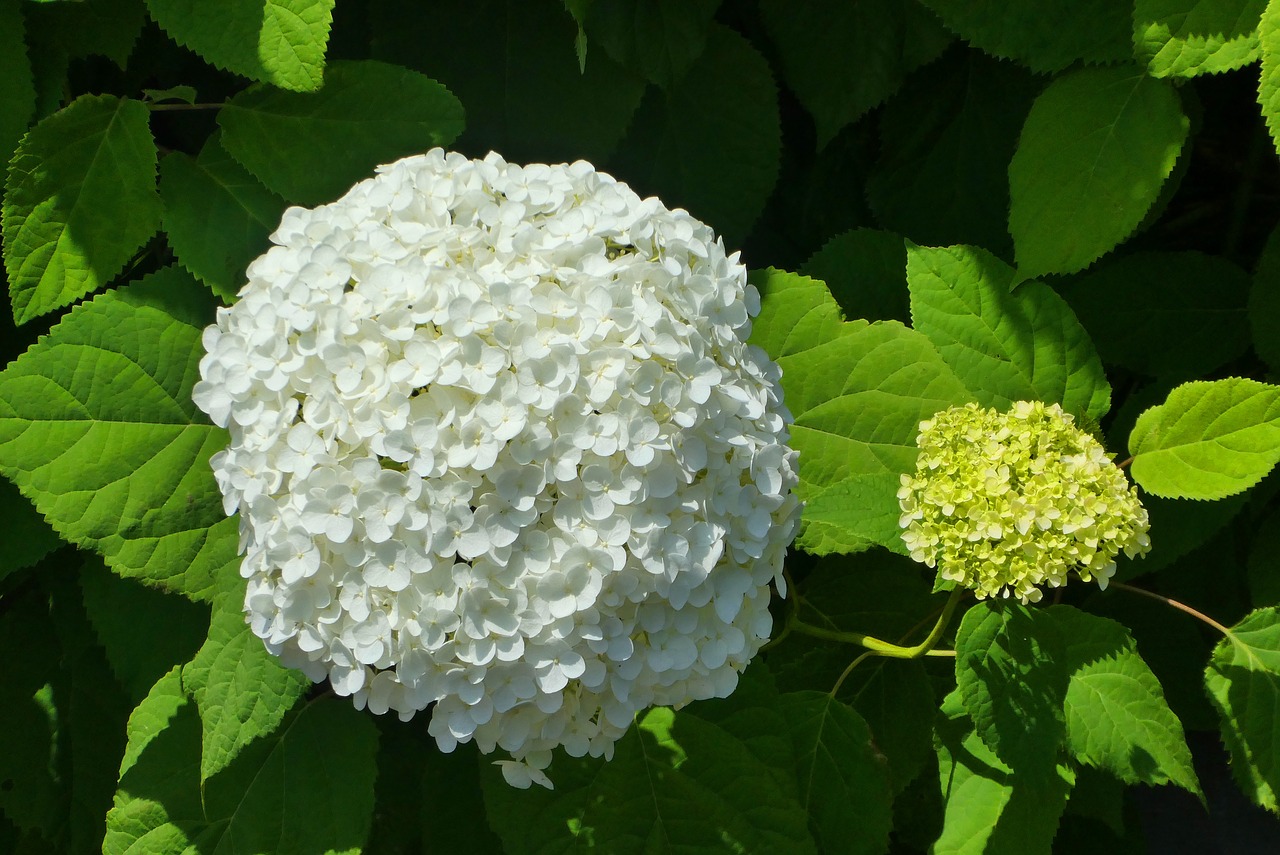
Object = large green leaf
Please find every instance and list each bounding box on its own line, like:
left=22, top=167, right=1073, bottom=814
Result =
left=779, top=692, right=892, bottom=855
left=2, top=95, right=161, bottom=323
left=906, top=243, right=1110, bottom=420
left=1129, top=378, right=1280, bottom=499
left=587, top=0, right=721, bottom=87
left=372, top=0, right=644, bottom=164
left=1204, top=606, right=1280, bottom=812
left=0, top=268, right=233, bottom=601
left=482, top=665, right=817, bottom=854
left=159, top=132, right=287, bottom=302
left=611, top=25, right=780, bottom=245
left=1262, top=0, right=1280, bottom=157
left=106, top=694, right=379, bottom=855
left=866, top=50, right=1040, bottom=259
left=218, top=59, right=464, bottom=205
left=1060, top=251, right=1251, bottom=380
left=1135, top=0, right=1267, bottom=77
left=1048, top=606, right=1201, bottom=797
left=919, top=0, right=1130, bottom=72
left=1008, top=66, right=1189, bottom=279
left=144, top=0, right=334, bottom=92
left=798, top=473, right=907, bottom=556
left=954, top=602, right=1069, bottom=775
left=760, top=0, right=949, bottom=146
left=801, top=228, right=910, bottom=324
left=182, top=582, right=310, bottom=782
left=0, top=0, right=35, bottom=164
left=933, top=692, right=1076, bottom=855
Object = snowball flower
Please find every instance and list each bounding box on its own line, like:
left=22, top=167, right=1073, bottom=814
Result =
left=897, top=401, right=1150, bottom=604
left=192, top=149, right=800, bottom=788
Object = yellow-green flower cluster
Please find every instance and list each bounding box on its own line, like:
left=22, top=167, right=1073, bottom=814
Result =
left=897, top=401, right=1150, bottom=603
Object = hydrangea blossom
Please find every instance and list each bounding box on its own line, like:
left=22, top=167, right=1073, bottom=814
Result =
left=897, top=401, right=1150, bottom=603
left=191, top=149, right=800, bottom=788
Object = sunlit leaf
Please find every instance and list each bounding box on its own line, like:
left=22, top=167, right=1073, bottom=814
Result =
left=1135, top=0, right=1267, bottom=77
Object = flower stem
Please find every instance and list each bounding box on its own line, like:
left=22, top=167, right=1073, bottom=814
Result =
left=1115, top=456, right=1134, bottom=470
left=1109, top=580, right=1232, bottom=635
left=794, top=588, right=965, bottom=659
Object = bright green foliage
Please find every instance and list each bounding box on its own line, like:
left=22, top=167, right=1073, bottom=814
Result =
left=218, top=60, right=465, bottom=205
left=611, top=25, right=780, bottom=244
left=159, top=133, right=287, bottom=302
left=906, top=243, right=1111, bottom=420
left=0, top=269, right=234, bottom=601
left=748, top=267, right=854, bottom=360
left=1262, top=1, right=1280, bottom=157
left=1252, top=222, right=1280, bottom=372
left=802, top=228, right=910, bottom=324
left=1049, top=606, right=1201, bottom=797
left=797, top=473, right=907, bottom=556
left=1204, top=607, right=1280, bottom=812
left=0, top=0, right=34, bottom=164
left=2, top=95, right=161, bottom=323
left=1130, top=378, right=1280, bottom=499
left=117, top=666, right=187, bottom=779
left=106, top=695, right=379, bottom=855
left=867, top=52, right=1040, bottom=259
left=1061, top=251, right=1251, bottom=379
left=1135, top=0, right=1267, bottom=77
left=182, top=583, right=310, bottom=781
left=1008, top=67, right=1189, bottom=279
left=79, top=560, right=208, bottom=703
left=919, top=0, right=1130, bottom=72
left=760, top=0, right=950, bottom=147
left=372, top=0, right=644, bottom=164
left=144, top=0, right=335, bottom=92
left=587, top=0, right=720, bottom=87
left=779, top=692, right=892, bottom=855
left=933, top=691, right=1076, bottom=855
left=482, top=665, right=817, bottom=854
left=0, top=477, right=60, bottom=585
left=955, top=602, right=1070, bottom=774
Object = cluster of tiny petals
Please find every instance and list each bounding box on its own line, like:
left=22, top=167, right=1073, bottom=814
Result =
left=192, top=149, right=800, bottom=788
left=897, top=401, right=1150, bottom=604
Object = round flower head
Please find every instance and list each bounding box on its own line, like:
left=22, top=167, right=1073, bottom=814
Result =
left=191, top=149, right=800, bottom=788
left=897, top=401, right=1150, bottom=604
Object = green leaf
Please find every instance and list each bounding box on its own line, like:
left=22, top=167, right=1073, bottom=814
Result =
left=79, top=559, right=208, bottom=703
left=906, top=243, right=1110, bottom=420
left=1204, top=606, right=1280, bottom=812
left=587, top=0, right=720, bottom=87
left=0, top=268, right=233, bottom=601
left=182, top=586, right=310, bottom=782
left=1059, top=251, right=1251, bottom=379
left=779, top=692, right=892, bottom=855
left=482, top=689, right=817, bottom=854
left=611, top=24, right=780, bottom=245
left=801, top=228, right=910, bottom=324
left=0, top=476, right=61, bottom=585
left=118, top=665, right=188, bottom=780
left=866, top=51, right=1041, bottom=260
left=0, top=0, right=35, bottom=164
left=751, top=271, right=972, bottom=495
left=24, top=0, right=145, bottom=69
left=1251, top=220, right=1280, bottom=372
left=1048, top=606, right=1202, bottom=797
left=144, top=0, right=335, bottom=92
left=107, top=695, right=379, bottom=855
left=372, top=0, right=643, bottom=164
left=1262, top=1, right=1280, bottom=157
left=1008, top=66, right=1189, bottom=279
left=1135, top=0, right=1267, bottom=77
left=919, top=0, right=1130, bottom=72
left=933, top=692, right=1076, bottom=855
left=2, top=94, right=161, bottom=323
left=1129, top=378, right=1280, bottom=499
left=954, top=602, right=1069, bottom=774
left=760, top=0, right=950, bottom=146
left=218, top=59, right=464, bottom=206
left=141, top=86, right=198, bottom=105
left=159, top=133, right=287, bottom=302
left=798, top=472, right=907, bottom=556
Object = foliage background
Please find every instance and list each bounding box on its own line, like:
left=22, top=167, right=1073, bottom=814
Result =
left=2, top=0, right=1280, bottom=853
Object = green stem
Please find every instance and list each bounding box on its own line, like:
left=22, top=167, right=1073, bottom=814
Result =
left=794, top=588, right=965, bottom=659
left=1109, top=581, right=1232, bottom=635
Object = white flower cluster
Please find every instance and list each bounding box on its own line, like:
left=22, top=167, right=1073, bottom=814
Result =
left=192, top=149, right=800, bottom=788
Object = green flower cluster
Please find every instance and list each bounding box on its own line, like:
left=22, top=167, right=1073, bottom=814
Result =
left=897, top=401, right=1150, bottom=603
